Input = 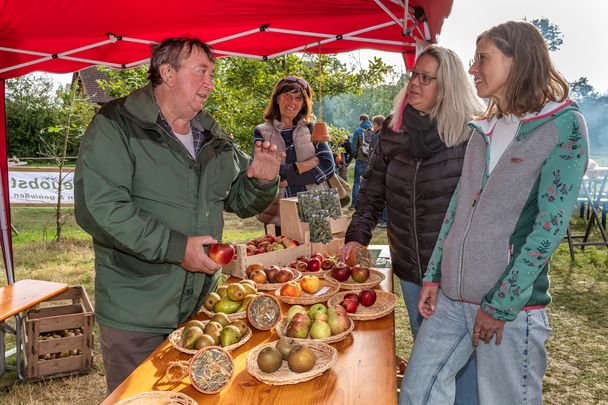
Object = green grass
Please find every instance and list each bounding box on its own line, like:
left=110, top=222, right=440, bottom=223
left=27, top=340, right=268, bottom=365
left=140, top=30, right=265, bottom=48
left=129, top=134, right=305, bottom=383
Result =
left=0, top=205, right=606, bottom=404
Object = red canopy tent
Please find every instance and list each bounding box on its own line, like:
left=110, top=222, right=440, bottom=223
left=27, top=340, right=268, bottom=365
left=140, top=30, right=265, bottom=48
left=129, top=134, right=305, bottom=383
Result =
left=0, top=0, right=453, bottom=283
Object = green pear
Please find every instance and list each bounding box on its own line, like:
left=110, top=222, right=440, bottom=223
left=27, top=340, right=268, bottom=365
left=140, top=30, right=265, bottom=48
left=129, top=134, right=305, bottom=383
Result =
left=220, top=325, right=242, bottom=347
left=308, top=303, right=327, bottom=319
left=309, top=319, right=332, bottom=339
left=214, top=298, right=242, bottom=314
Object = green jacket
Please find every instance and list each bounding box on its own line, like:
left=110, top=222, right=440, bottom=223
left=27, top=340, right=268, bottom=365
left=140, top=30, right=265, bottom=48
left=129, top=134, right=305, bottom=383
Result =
left=74, top=84, right=278, bottom=333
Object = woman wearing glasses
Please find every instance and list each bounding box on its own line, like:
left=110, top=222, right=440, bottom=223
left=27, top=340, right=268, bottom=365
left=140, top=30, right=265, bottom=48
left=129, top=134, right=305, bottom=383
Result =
left=342, top=45, right=484, bottom=404
left=402, top=21, right=588, bottom=405
left=254, top=75, right=335, bottom=235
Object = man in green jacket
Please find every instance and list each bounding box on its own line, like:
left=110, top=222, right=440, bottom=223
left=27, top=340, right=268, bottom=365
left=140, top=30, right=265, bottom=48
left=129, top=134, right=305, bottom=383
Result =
left=74, top=38, right=283, bottom=393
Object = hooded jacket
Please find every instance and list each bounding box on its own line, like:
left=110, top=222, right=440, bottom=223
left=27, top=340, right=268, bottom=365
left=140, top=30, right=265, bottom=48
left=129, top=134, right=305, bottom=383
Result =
left=351, top=119, right=373, bottom=161
left=74, top=84, right=278, bottom=333
left=424, top=101, right=589, bottom=321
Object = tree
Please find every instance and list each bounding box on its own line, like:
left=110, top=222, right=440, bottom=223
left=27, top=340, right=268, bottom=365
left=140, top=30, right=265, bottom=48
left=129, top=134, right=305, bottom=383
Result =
left=531, top=17, right=564, bottom=52
left=569, top=77, right=595, bottom=100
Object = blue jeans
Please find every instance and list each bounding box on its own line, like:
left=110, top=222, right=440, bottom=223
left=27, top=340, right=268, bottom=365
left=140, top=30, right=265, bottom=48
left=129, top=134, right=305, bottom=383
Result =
left=399, top=280, right=478, bottom=405
left=400, top=289, right=550, bottom=405
left=351, top=159, right=367, bottom=208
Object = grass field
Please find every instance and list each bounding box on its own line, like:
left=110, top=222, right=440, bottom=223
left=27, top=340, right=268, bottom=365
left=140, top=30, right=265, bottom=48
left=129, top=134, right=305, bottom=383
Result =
left=0, top=207, right=606, bottom=404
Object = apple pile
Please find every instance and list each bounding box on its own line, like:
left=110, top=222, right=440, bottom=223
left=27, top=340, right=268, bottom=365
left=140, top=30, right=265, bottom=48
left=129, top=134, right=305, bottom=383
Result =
left=288, top=252, right=337, bottom=273
left=37, top=328, right=85, bottom=360
left=278, top=274, right=322, bottom=297
left=203, top=280, right=260, bottom=314
left=180, top=314, right=248, bottom=350
left=245, top=235, right=300, bottom=256
left=284, top=304, right=350, bottom=339
left=256, top=338, right=317, bottom=374
left=330, top=263, right=371, bottom=283
left=339, top=289, right=377, bottom=313
left=246, top=264, right=295, bottom=284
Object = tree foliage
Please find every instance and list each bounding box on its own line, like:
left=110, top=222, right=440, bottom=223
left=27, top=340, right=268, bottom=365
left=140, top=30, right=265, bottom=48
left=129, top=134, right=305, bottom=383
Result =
left=531, top=17, right=564, bottom=52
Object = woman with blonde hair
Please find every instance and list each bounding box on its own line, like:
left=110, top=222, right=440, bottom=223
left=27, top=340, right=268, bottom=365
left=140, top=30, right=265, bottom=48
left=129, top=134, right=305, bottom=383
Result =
left=342, top=44, right=485, bottom=404
left=403, top=21, right=588, bottom=405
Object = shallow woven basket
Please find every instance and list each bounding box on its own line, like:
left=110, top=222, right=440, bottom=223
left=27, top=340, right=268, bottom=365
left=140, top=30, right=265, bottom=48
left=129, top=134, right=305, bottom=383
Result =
left=255, top=268, right=302, bottom=291
left=168, top=323, right=252, bottom=354
left=247, top=294, right=282, bottom=330
left=324, top=268, right=385, bottom=290
left=274, top=278, right=340, bottom=305
left=274, top=315, right=355, bottom=344
left=115, top=391, right=197, bottom=405
left=246, top=340, right=338, bottom=385
left=199, top=305, right=247, bottom=320
left=327, top=290, right=397, bottom=321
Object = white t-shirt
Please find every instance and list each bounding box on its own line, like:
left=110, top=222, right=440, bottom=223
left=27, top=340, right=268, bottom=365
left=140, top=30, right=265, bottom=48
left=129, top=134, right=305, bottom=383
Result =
left=488, top=115, right=521, bottom=174
left=174, top=128, right=196, bottom=158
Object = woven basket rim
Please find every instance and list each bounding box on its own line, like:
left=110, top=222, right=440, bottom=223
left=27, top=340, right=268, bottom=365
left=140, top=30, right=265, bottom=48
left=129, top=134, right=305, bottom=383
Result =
left=246, top=340, right=338, bottom=385
left=247, top=294, right=282, bottom=330
left=327, top=290, right=397, bottom=321
left=255, top=268, right=302, bottom=291
left=189, top=346, right=234, bottom=394
left=168, top=323, right=252, bottom=354
left=115, top=391, right=197, bottom=405
left=199, top=305, right=247, bottom=320
left=324, top=268, right=385, bottom=290
left=274, top=278, right=340, bottom=305
left=274, top=314, right=354, bottom=344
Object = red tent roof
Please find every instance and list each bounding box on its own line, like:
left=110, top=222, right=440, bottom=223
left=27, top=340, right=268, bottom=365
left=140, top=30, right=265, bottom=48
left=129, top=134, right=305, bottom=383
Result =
left=0, top=0, right=453, bottom=79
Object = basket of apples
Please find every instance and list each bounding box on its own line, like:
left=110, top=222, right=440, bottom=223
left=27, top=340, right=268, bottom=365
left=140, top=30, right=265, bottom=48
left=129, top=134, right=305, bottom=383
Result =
left=274, top=303, right=355, bottom=345
left=288, top=252, right=338, bottom=274
left=275, top=274, right=340, bottom=305
left=245, top=263, right=302, bottom=291
left=244, top=235, right=300, bottom=256
left=324, top=263, right=386, bottom=290
left=327, top=289, right=397, bottom=321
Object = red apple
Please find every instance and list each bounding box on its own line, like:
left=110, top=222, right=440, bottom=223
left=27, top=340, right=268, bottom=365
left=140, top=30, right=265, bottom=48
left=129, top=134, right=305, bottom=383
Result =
left=343, top=292, right=359, bottom=306
left=359, top=289, right=377, bottom=307
left=284, top=239, right=300, bottom=249
left=262, top=235, right=275, bottom=244
left=340, top=298, right=358, bottom=313
left=265, top=265, right=280, bottom=283
left=246, top=245, right=256, bottom=256
left=245, top=263, right=264, bottom=278
left=321, top=257, right=336, bottom=271
left=207, top=243, right=236, bottom=265
left=331, top=263, right=351, bottom=282
left=280, top=281, right=302, bottom=297
left=254, top=248, right=265, bottom=255
left=275, top=268, right=294, bottom=283
left=310, top=252, right=324, bottom=262
left=299, top=275, right=321, bottom=294
left=295, top=261, right=308, bottom=272
left=307, top=258, right=321, bottom=272
left=351, top=266, right=370, bottom=283
left=250, top=269, right=267, bottom=284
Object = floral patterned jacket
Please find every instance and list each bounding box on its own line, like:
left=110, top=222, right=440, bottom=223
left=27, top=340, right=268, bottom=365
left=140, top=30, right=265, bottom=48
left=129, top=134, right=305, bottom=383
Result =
left=423, top=100, right=588, bottom=321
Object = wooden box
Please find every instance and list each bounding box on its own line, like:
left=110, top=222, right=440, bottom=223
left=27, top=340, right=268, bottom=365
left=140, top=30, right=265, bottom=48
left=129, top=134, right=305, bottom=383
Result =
left=310, top=237, right=345, bottom=257
left=222, top=243, right=310, bottom=279
left=279, top=197, right=348, bottom=243
left=24, top=285, right=94, bottom=380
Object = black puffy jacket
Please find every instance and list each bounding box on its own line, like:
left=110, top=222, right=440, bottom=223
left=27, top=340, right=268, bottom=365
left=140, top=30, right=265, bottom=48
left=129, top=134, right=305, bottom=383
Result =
left=345, top=116, right=468, bottom=284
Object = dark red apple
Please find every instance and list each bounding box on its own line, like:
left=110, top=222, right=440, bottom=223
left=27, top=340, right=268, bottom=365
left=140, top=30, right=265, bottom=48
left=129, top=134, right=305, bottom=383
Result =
left=351, top=266, right=370, bottom=283
left=310, top=252, right=324, bottom=262
left=307, top=258, right=321, bottom=272
left=340, top=298, right=358, bottom=313
left=207, top=243, right=236, bottom=265
left=264, top=265, right=280, bottom=283
left=343, top=292, right=359, bottom=306
left=321, top=257, right=336, bottom=271
left=331, top=263, right=351, bottom=282
left=358, top=289, right=377, bottom=307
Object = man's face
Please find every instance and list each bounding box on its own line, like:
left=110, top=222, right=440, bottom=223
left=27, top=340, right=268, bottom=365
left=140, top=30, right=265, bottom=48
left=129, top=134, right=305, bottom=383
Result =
left=170, top=47, right=215, bottom=119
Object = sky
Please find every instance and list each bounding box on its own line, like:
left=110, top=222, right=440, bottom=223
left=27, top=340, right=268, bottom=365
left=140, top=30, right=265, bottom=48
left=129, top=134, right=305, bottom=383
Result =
left=51, top=0, right=608, bottom=94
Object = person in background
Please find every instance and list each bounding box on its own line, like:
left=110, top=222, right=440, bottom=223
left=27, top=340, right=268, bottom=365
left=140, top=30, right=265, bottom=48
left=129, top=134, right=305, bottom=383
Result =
left=368, top=114, right=387, bottom=227
left=74, top=38, right=283, bottom=394
left=342, top=45, right=485, bottom=405
left=402, top=21, right=589, bottom=405
left=254, top=75, right=335, bottom=236
left=335, top=134, right=353, bottom=182
left=350, top=113, right=373, bottom=209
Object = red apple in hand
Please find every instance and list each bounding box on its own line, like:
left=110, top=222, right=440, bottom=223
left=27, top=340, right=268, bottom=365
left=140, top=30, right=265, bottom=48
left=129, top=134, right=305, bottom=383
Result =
left=207, top=243, right=236, bottom=265
left=358, top=289, right=377, bottom=307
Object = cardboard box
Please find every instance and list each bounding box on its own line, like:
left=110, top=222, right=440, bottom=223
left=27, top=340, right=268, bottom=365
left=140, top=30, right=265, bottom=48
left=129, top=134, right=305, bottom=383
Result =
left=24, top=286, right=94, bottom=380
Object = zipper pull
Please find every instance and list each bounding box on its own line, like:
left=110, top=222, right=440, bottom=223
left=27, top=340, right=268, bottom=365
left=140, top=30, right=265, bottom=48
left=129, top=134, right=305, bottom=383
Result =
left=472, top=191, right=481, bottom=207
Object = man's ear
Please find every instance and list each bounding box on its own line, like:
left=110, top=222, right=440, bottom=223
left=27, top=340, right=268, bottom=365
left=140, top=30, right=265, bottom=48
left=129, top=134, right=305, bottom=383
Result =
left=159, top=63, right=174, bottom=86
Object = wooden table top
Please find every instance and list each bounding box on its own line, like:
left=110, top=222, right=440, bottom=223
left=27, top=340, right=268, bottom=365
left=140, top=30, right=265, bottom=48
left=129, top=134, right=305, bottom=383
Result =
left=103, top=268, right=397, bottom=405
left=0, top=279, right=69, bottom=321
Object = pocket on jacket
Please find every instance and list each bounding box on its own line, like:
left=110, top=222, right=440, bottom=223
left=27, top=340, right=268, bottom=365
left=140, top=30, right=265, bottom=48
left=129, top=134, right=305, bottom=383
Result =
left=112, top=251, right=173, bottom=277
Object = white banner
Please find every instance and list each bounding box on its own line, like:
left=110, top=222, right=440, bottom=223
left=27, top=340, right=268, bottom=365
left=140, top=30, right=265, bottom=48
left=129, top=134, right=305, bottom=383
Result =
left=9, top=169, right=74, bottom=205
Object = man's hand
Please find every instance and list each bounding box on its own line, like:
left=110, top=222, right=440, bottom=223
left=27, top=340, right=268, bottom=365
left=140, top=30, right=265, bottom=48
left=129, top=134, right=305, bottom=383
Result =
left=338, top=241, right=364, bottom=264
left=295, top=157, right=320, bottom=174
left=247, top=140, right=286, bottom=180
left=472, top=308, right=507, bottom=346
left=180, top=235, right=221, bottom=274
left=417, top=285, right=439, bottom=319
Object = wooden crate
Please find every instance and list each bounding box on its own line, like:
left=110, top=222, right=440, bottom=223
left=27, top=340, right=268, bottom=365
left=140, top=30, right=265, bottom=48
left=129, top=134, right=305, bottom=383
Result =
left=222, top=243, right=310, bottom=279
left=279, top=197, right=348, bottom=243
left=310, top=237, right=345, bottom=257
left=24, top=285, right=94, bottom=380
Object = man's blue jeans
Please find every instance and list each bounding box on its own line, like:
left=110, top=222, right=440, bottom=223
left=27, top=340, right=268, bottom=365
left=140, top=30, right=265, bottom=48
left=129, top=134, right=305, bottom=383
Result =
left=399, top=280, right=478, bottom=405
left=351, top=159, right=367, bottom=208
left=400, top=289, right=550, bottom=405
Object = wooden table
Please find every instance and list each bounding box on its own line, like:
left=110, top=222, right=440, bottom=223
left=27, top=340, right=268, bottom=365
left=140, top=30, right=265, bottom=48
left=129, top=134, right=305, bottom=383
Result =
left=103, top=268, right=397, bottom=405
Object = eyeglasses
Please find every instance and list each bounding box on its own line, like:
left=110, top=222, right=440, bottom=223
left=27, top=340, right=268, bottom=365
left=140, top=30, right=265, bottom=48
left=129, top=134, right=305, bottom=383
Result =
left=469, top=52, right=491, bottom=68
left=282, top=75, right=309, bottom=89
left=406, top=70, right=437, bottom=85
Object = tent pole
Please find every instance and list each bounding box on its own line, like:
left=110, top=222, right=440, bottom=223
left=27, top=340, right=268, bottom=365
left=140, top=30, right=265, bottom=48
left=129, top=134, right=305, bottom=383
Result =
left=0, top=79, right=15, bottom=284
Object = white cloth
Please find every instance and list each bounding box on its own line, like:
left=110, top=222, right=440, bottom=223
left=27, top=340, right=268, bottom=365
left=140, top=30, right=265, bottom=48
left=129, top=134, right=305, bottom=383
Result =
left=488, top=115, right=521, bottom=174
left=173, top=128, right=195, bottom=158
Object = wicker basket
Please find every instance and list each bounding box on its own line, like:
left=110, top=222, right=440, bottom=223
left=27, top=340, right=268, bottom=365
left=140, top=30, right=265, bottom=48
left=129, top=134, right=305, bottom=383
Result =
left=247, top=294, right=282, bottom=330
left=168, top=324, right=252, bottom=354
left=327, top=290, right=397, bottom=321
left=246, top=340, right=338, bottom=386
left=115, top=391, right=197, bottom=405
left=274, top=315, right=355, bottom=344
left=274, top=278, right=340, bottom=305
left=324, top=268, right=385, bottom=290
left=255, top=268, right=302, bottom=291
left=199, top=305, right=247, bottom=321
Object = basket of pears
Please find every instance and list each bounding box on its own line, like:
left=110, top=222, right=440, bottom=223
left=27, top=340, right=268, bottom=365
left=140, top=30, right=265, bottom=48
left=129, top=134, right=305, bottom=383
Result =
left=200, top=279, right=260, bottom=320
left=169, top=312, right=252, bottom=355
left=274, top=303, right=354, bottom=345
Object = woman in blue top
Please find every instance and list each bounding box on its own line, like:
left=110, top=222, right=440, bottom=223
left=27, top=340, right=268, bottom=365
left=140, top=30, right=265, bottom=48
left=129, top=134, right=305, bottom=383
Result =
left=254, top=75, right=335, bottom=235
